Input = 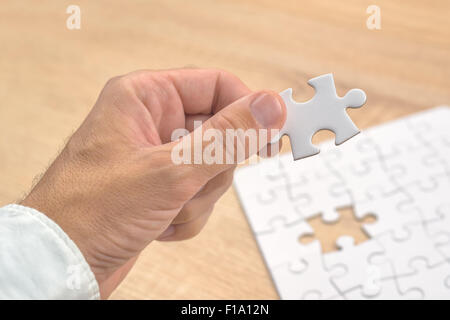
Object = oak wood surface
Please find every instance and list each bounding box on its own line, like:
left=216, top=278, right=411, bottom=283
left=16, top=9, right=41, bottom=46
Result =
left=0, top=0, right=448, bottom=299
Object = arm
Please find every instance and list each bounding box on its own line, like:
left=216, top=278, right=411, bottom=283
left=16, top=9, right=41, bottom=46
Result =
left=5, top=69, right=285, bottom=299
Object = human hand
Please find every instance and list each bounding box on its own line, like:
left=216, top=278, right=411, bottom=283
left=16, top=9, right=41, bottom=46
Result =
left=21, top=69, right=286, bottom=298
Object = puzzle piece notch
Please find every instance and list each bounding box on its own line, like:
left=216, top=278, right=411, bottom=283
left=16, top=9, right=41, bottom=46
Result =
left=236, top=179, right=309, bottom=234
left=329, top=158, right=401, bottom=204
left=233, top=159, right=286, bottom=199
left=288, top=151, right=341, bottom=185
left=344, top=276, right=422, bottom=300
left=371, top=222, right=446, bottom=277
left=233, top=106, right=450, bottom=300
left=353, top=188, right=422, bottom=239
left=425, top=203, right=450, bottom=260
left=272, top=249, right=342, bottom=300
left=324, top=236, right=387, bottom=296
left=292, top=180, right=349, bottom=223
left=397, top=260, right=450, bottom=300
left=256, top=218, right=316, bottom=269
left=274, top=74, right=366, bottom=160
left=321, top=133, right=383, bottom=170
left=399, top=177, right=450, bottom=223
left=342, top=261, right=421, bottom=300
left=405, top=106, right=450, bottom=143
left=385, top=154, right=448, bottom=187
left=425, top=203, right=450, bottom=238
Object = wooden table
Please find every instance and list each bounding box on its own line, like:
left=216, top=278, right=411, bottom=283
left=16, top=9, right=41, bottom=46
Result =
left=0, top=0, right=448, bottom=299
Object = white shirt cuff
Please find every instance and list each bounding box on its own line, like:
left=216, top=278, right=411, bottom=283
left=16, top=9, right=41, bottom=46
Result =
left=0, top=204, right=100, bottom=299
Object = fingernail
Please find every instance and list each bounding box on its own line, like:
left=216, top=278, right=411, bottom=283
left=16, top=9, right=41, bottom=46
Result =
left=250, top=93, right=283, bottom=128
left=158, top=225, right=175, bottom=240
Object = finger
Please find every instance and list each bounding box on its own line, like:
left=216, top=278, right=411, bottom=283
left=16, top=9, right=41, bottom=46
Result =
left=128, top=69, right=252, bottom=143
left=130, top=68, right=251, bottom=115
left=185, top=114, right=211, bottom=132
left=258, top=139, right=283, bottom=158
left=157, top=206, right=214, bottom=241
left=171, top=198, right=211, bottom=225
left=172, top=168, right=234, bottom=224
left=145, top=91, right=285, bottom=203
left=193, top=167, right=234, bottom=199
left=181, top=91, right=286, bottom=180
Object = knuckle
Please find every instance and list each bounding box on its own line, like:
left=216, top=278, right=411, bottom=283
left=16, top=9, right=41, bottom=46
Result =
left=182, top=214, right=211, bottom=239
left=176, top=167, right=206, bottom=195
left=176, top=203, right=199, bottom=224
left=208, top=169, right=234, bottom=195
left=146, top=147, right=207, bottom=203
left=221, top=169, right=235, bottom=186
left=104, top=75, right=122, bottom=88
left=210, top=113, right=235, bottom=133
left=105, top=75, right=135, bottom=95
left=213, top=112, right=250, bottom=133
left=209, top=68, right=237, bottom=83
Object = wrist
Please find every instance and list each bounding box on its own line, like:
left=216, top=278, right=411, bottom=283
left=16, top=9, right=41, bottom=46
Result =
left=20, top=175, right=106, bottom=285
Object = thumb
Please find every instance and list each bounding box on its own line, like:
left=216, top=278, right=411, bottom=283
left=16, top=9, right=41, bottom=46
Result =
left=172, top=91, right=286, bottom=180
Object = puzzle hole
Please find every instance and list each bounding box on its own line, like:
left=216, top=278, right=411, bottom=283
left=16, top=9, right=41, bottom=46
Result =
left=311, top=129, right=336, bottom=145
left=298, top=206, right=377, bottom=253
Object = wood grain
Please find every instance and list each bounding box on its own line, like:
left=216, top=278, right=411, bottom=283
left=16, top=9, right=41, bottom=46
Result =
left=0, top=0, right=448, bottom=299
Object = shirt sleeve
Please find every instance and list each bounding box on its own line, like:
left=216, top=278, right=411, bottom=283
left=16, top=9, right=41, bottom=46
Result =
left=0, top=204, right=100, bottom=299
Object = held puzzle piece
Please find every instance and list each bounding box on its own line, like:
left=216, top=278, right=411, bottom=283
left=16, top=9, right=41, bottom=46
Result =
left=274, top=74, right=367, bottom=160
left=234, top=106, right=450, bottom=300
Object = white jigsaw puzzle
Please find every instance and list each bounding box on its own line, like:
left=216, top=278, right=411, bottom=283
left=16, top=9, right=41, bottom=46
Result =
left=273, top=74, right=366, bottom=160
left=233, top=106, right=450, bottom=300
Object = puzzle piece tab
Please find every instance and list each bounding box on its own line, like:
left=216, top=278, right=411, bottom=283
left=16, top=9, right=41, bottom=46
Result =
left=324, top=236, right=386, bottom=296
left=354, top=189, right=421, bottom=238
left=274, top=74, right=366, bottom=160
left=256, top=219, right=315, bottom=268
left=344, top=276, right=422, bottom=300
left=234, top=106, right=450, bottom=300
left=272, top=249, right=341, bottom=300
left=397, top=260, right=450, bottom=300
left=371, top=223, right=445, bottom=276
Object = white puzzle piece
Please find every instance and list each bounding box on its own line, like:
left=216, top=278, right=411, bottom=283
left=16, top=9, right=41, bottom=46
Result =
left=406, top=106, right=450, bottom=143
left=240, top=184, right=307, bottom=234
left=256, top=219, right=315, bottom=269
left=383, top=147, right=447, bottom=186
left=234, top=160, right=307, bottom=233
left=425, top=203, right=450, bottom=260
left=344, top=277, right=422, bottom=300
left=397, top=260, right=450, bottom=300
left=353, top=189, right=421, bottom=238
left=323, top=236, right=386, bottom=296
left=363, top=117, right=423, bottom=159
left=329, top=158, right=400, bottom=204
left=426, top=203, right=450, bottom=238
left=273, top=74, right=366, bottom=160
left=272, top=249, right=341, bottom=300
left=436, top=241, right=450, bottom=261
left=290, top=174, right=350, bottom=223
left=371, top=222, right=445, bottom=276
left=399, top=177, right=450, bottom=222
